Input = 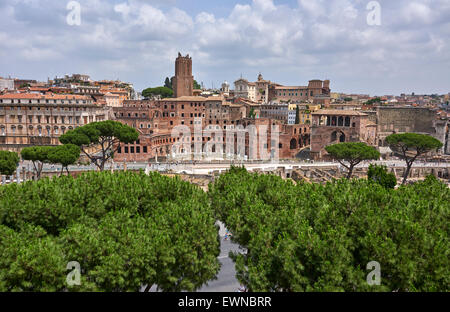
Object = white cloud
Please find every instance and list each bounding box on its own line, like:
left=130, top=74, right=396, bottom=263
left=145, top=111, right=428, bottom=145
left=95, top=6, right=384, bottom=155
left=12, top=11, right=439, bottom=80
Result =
left=0, top=0, right=449, bottom=95
left=402, top=2, right=433, bottom=24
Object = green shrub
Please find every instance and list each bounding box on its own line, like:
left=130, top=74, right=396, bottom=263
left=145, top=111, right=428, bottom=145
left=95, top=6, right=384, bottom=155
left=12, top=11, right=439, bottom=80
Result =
left=368, top=164, right=397, bottom=189
left=209, top=166, right=449, bottom=292
left=0, top=171, right=220, bottom=292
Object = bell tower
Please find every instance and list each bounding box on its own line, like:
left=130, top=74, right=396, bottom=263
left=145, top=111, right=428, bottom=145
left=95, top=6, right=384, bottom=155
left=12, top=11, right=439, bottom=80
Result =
left=173, top=52, right=193, bottom=98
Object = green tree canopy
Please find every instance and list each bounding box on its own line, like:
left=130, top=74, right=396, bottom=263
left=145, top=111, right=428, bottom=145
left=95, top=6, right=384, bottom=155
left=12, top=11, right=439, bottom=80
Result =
left=325, top=142, right=380, bottom=178
left=59, top=121, right=139, bottom=171
left=21, top=146, right=54, bottom=179
left=249, top=108, right=255, bottom=119
left=193, top=80, right=201, bottom=90
left=47, top=144, right=80, bottom=176
left=164, top=77, right=172, bottom=90
left=209, top=166, right=449, bottom=292
left=0, top=171, right=220, bottom=291
left=367, top=164, right=397, bottom=189
left=142, top=87, right=173, bottom=99
left=295, top=105, right=300, bottom=124
left=366, top=97, right=382, bottom=105
left=0, top=151, right=19, bottom=176
left=386, top=133, right=443, bottom=185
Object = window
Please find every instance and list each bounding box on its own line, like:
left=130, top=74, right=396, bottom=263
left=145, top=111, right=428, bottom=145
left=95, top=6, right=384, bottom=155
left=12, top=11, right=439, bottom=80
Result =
left=345, top=117, right=350, bottom=127
left=125, top=146, right=129, bottom=153
left=136, top=146, right=140, bottom=153
left=143, top=146, right=147, bottom=153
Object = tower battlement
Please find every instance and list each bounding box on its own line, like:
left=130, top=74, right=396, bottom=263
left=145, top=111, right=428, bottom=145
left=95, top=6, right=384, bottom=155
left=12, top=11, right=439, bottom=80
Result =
left=173, top=53, right=193, bottom=98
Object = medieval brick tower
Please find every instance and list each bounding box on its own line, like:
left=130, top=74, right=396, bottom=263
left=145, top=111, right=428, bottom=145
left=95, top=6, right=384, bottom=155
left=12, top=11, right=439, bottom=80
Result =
left=173, top=53, right=193, bottom=98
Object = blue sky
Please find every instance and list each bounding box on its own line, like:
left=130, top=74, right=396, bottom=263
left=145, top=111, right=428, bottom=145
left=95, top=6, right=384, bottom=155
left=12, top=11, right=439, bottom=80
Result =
left=0, top=0, right=449, bottom=96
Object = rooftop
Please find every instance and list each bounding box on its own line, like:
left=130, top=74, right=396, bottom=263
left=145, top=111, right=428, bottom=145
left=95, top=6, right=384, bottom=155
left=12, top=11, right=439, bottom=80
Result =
left=312, top=109, right=368, bottom=116
left=0, top=93, right=91, bottom=100
left=275, top=86, right=308, bottom=90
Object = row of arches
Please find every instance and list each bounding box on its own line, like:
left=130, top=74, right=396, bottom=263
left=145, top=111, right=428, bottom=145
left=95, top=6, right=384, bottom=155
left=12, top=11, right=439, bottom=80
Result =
left=290, top=134, right=311, bottom=150
left=325, top=116, right=354, bottom=127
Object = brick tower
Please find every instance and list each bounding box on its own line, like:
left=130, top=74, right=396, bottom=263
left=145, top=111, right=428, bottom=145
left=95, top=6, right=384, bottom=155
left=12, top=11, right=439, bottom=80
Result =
left=173, top=52, right=193, bottom=98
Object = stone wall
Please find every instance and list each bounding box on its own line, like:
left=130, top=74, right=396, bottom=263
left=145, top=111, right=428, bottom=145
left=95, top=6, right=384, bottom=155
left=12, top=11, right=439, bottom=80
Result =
left=376, top=107, right=437, bottom=146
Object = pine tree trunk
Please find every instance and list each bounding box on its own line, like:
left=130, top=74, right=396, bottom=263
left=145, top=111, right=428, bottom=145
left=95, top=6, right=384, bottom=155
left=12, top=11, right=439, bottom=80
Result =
left=346, top=165, right=354, bottom=179
left=402, top=164, right=412, bottom=185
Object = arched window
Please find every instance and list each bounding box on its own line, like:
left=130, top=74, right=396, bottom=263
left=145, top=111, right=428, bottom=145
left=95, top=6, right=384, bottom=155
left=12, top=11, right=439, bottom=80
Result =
left=290, top=138, right=297, bottom=150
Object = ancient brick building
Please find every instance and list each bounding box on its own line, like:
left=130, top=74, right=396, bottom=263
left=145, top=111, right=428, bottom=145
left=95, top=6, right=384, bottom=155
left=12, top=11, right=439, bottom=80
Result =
left=173, top=53, right=194, bottom=98
left=310, top=110, right=376, bottom=160
left=112, top=54, right=312, bottom=162
left=0, top=93, right=110, bottom=153
left=376, top=106, right=439, bottom=146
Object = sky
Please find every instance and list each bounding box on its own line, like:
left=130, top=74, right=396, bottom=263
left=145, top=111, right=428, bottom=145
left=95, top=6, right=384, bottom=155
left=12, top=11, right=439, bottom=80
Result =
left=0, top=0, right=449, bottom=96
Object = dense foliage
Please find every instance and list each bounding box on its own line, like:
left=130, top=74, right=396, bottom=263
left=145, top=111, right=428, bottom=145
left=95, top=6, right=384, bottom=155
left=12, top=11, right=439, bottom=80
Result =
left=0, top=151, right=19, bottom=176
left=21, top=146, right=54, bottom=179
left=209, top=166, right=449, bottom=292
left=365, top=97, right=382, bottom=105
left=367, top=164, right=397, bottom=189
left=325, top=142, right=380, bottom=178
left=47, top=144, right=81, bottom=176
left=386, top=133, right=443, bottom=184
left=142, top=87, right=174, bottom=99
left=0, top=171, right=220, bottom=291
left=164, top=77, right=172, bottom=90
left=193, top=80, right=201, bottom=90
left=59, top=121, right=139, bottom=171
